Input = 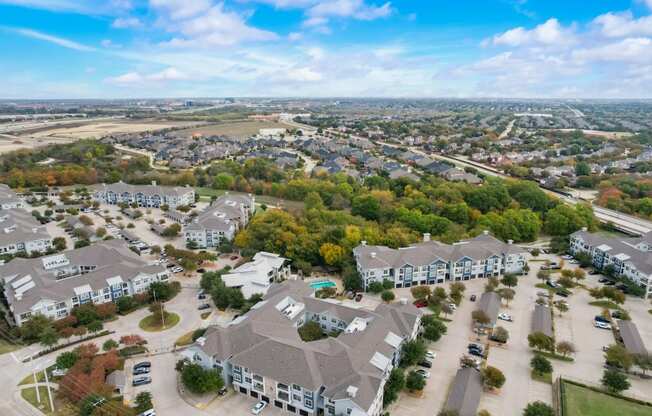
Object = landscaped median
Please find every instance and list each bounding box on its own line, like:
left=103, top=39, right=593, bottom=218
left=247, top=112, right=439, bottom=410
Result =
left=138, top=302, right=180, bottom=332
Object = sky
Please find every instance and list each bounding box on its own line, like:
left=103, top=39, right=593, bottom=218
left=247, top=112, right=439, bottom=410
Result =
left=1, top=0, right=652, bottom=99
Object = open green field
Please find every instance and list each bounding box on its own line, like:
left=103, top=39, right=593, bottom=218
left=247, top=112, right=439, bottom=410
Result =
left=175, top=120, right=286, bottom=138
left=562, top=381, right=652, bottom=416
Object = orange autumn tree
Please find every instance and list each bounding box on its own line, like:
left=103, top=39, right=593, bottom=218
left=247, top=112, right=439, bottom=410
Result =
left=59, top=346, right=119, bottom=403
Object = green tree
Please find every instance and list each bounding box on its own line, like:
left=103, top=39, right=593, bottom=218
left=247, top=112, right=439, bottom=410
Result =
left=381, top=290, right=395, bottom=303
left=556, top=341, right=575, bottom=357
left=181, top=363, right=224, bottom=394
left=482, top=366, right=506, bottom=389
left=405, top=370, right=426, bottom=391
left=298, top=321, right=325, bottom=342
left=523, top=401, right=554, bottom=416
left=102, top=339, right=119, bottom=352
left=52, top=236, right=67, bottom=251
left=55, top=351, right=79, bottom=369
left=601, top=369, right=630, bottom=394
left=351, top=195, right=381, bottom=221
left=575, top=161, right=591, bottom=176
left=530, top=355, right=552, bottom=376
left=472, top=310, right=490, bottom=326
left=383, top=368, right=405, bottom=407
left=497, top=288, right=516, bottom=305
left=134, top=391, right=153, bottom=413
left=501, top=273, right=518, bottom=288
left=604, top=344, right=633, bottom=371
left=400, top=339, right=427, bottom=367
left=528, top=332, right=555, bottom=352
left=39, top=326, right=59, bottom=348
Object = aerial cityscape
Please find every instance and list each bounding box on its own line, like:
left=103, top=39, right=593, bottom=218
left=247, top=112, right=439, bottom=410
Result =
left=1, top=1, right=652, bottom=416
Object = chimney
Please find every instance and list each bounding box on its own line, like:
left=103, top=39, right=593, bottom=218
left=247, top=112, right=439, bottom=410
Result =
left=507, top=239, right=513, bottom=245
left=483, top=230, right=489, bottom=235
left=423, top=233, right=431, bottom=242
left=370, top=252, right=376, bottom=259
left=346, top=386, right=358, bottom=398
left=361, top=240, right=367, bottom=246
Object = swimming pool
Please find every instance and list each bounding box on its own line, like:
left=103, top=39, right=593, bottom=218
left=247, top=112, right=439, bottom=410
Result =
left=310, top=280, right=337, bottom=289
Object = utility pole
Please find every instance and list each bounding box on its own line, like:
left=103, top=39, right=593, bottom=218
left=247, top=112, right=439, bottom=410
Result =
left=153, top=289, right=165, bottom=328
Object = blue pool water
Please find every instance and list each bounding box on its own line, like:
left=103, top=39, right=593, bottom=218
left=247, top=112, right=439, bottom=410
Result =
left=310, top=280, right=337, bottom=289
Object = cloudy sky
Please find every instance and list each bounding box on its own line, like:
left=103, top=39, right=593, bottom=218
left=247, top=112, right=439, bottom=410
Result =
left=1, top=0, right=652, bottom=98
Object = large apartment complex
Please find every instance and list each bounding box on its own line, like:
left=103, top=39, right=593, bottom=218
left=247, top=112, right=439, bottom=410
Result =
left=569, top=229, right=652, bottom=298
left=1, top=240, right=169, bottom=326
left=0, top=184, right=25, bottom=210
left=0, top=209, right=53, bottom=256
left=184, top=193, right=255, bottom=248
left=222, top=251, right=290, bottom=298
left=92, top=182, right=195, bottom=209
left=353, top=232, right=527, bottom=290
left=184, top=280, right=422, bottom=416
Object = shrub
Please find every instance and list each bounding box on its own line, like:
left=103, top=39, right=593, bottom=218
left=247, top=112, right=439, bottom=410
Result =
left=405, top=370, right=426, bottom=391
left=298, top=321, right=325, bottom=342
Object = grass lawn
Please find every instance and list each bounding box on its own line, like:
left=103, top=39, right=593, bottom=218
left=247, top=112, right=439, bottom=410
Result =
left=537, top=350, right=574, bottom=362
left=0, top=338, right=22, bottom=355
left=589, top=300, right=620, bottom=309
left=563, top=381, right=652, bottom=416
left=531, top=370, right=552, bottom=384
left=139, top=312, right=180, bottom=332
left=175, top=330, right=195, bottom=347
left=21, top=386, right=53, bottom=414
left=18, top=365, right=57, bottom=386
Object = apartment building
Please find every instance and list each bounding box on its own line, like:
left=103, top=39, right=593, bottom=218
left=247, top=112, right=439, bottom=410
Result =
left=0, top=184, right=25, bottom=210
left=0, top=209, right=53, bottom=256
left=1, top=239, right=169, bottom=327
left=353, top=231, right=527, bottom=290
left=184, top=193, right=255, bottom=248
left=569, top=229, right=652, bottom=298
left=222, top=252, right=290, bottom=298
left=92, top=181, right=195, bottom=209
left=184, top=280, right=422, bottom=416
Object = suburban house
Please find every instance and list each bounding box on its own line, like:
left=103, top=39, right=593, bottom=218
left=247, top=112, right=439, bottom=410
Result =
left=569, top=229, right=652, bottom=298
left=0, top=184, right=25, bottom=210
left=222, top=252, right=290, bottom=298
left=353, top=231, right=527, bottom=290
left=1, top=240, right=169, bottom=327
left=92, top=181, right=195, bottom=209
left=183, top=280, right=422, bottom=416
left=0, top=209, right=53, bottom=256
left=184, top=194, right=255, bottom=248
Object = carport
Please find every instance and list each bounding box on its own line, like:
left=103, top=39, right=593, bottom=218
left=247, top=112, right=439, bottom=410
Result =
left=478, top=292, right=501, bottom=327
left=618, top=320, right=648, bottom=356
left=443, top=367, right=483, bottom=416
left=531, top=304, right=553, bottom=337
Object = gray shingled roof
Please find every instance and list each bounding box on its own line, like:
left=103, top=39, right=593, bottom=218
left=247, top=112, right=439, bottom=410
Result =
left=1, top=240, right=166, bottom=315
left=478, top=292, right=501, bottom=326
left=618, top=320, right=648, bottom=356
left=0, top=209, right=51, bottom=246
left=443, top=367, right=483, bottom=416
left=353, top=232, right=525, bottom=270
left=532, top=304, right=553, bottom=338
left=197, top=280, right=422, bottom=411
left=93, top=182, right=193, bottom=198
left=572, top=230, right=652, bottom=275
left=185, top=194, right=253, bottom=232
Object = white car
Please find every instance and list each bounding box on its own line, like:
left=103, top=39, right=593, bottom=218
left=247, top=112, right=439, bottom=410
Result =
left=415, top=369, right=430, bottom=379
left=172, top=267, right=183, bottom=273
left=138, top=410, right=156, bottom=416
left=569, top=260, right=579, bottom=264
left=448, top=303, right=457, bottom=311
left=498, top=313, right=513, bottom=322
left=561, top=255, right=573, bottom=260
left=51, top=368, right=67, bottom=377
left=251, top=401, right=267, bottom=415
left=425, top=350, right=437, bottom=360
left=594, top=321, right=611, bottom=330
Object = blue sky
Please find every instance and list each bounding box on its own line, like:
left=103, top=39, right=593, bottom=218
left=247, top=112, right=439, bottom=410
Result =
left=1, top=0, right=652, bottom=98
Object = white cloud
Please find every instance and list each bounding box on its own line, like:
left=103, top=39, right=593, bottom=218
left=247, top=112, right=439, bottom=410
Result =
left=288, top=32, right=302, bottom=41
left=153, top=1, right=278, bottom=46
left=5, top=27, right=96, bottom=51
left=593, top=11, right=652, bottom=38
left=302, top=16, right=328, bottom=27
left=490, top=18, right=575, bottom=47
left=307, top=0, right=392, bottom=21
left=572, top=37, right=652, bottom=63
left=106, top=67, right=189, bottom=85
left=112, top=17, right=142, bottom=29
left=0, top=0, right=131, bottom=14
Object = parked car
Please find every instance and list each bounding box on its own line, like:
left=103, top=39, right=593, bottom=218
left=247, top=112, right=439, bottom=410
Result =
left=498, top=313, right=513, bottom=322
left=425, top=350, right=437, bottom=360
left=133, top=361, right=151, bottom=370
left=132, top=376, right=152, bottom=387
left=198, top=303, right=211, bottom=310
left=604, top=280, right=616, bottom=286
left=468, top=347, right=483, bottom=357
left=138, top=410, right=156, bottom=416
left=251, top=401, right=267, bottom=415
left=197, top=268, right=206, bottom=273
left=611, top=310, right=627, bottom=319
left=537, top=291, right=551, bottom=298
left=546, top=280, right=559, bottom=288
left=133, top=367, right=150, bottom=376
left=469, top=294, right=476, bottom=302
left=355, top=293, right=363, bottom=302
left=594, top=321, right=612, bottom=330
left=415, top=369, right=430, bottom=379
left=598, top=277, right=609, bottom=283
left=418, top=360, right=432, bottom=369
left=51, top=368, right=67, bottom=377
left=555, top=289, right=570, bottom=298
left=218, top=387, right=228, bottom=396
left=561, top=255, right=573, bottom=260
left=230, top=255, right=239, bottom=261
left=594, top=316, right=610, bottom=324
left=448, top=303, right=457, bottom=311
left=413, top=299, right=428, bottom=308
left=198, top=293, right=207, bottom=300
